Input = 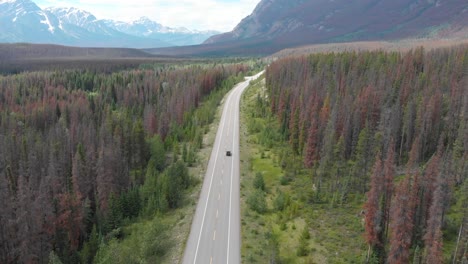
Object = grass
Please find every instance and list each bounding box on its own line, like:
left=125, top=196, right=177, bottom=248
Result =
left=442, top=180, right=468, bottom=262
left=239, top=77, right=367, bottom=263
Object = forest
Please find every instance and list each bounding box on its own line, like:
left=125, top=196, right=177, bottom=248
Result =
left=257, top=45, right=467, bottom=262
left=0, top=44, right=466, bottom=263
left=0, top=62, right=253, bottom=263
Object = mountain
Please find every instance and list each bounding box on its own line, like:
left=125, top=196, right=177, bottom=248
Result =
left=148, top=0, right=468, bottom=56
left=0, top=0, right=168, bottom=48
left=102, top=16, right=219, bottom=46
left=0, top=0, right=67, bottom=43
left=205, top=0, right=468, bottom=49
left=44, top=7, right=117, bottom=37
left=0, top=0, right=218, bottom=48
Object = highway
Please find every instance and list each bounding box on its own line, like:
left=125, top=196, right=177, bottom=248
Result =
left=182, top=71, right=264, bottom=264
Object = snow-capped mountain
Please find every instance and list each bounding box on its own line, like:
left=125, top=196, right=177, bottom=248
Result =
left=45, top=7, right=119, bottom=37
left=105, top=16, right=216, bottom=36
left=102, top=16, right=219, bottom=46
left=104, top=16, right=165, bottom=37
left=0, top=0, right=219, bottom=48
left=45, top=7, right=96, bottom=28
left=0, top=0, right=66, bottom=42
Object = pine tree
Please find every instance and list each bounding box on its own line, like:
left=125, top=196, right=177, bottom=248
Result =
left=304, top=116, right=318, bottom=168
left=80, top=225, right=99, bottom=264
left=364, top=155, right=384, bottom=259
left=425, top=228, right=444, bottom=264
left=253, top=172, right=266, bottom=191
left=353, top=126, right=373, bottom=193
left=423, top=155, right=447, bottom=264
left=388, top=175, right=413, bottom=264
left=382, top=140, right=396, bottom=240
left=107, top=193, right=123, bottom=230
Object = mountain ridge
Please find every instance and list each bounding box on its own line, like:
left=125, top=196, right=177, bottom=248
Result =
left=0, top=0, right=219, bottom=48
left=205, top=0, right=468, bottom=47
left=148, top=0, right=467, bottom=56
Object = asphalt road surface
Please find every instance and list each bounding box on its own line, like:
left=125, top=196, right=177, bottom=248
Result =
left=182, top=71, right=264, bottom=264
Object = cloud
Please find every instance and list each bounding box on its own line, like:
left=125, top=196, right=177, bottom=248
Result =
left=34, top=0, right=261, bottom=32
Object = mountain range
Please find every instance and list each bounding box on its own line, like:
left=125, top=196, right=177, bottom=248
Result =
left=1, top=0, right=467, bottom=56
left=0, top=0, right=219, bottom=48
left=149, top=0, right=468, bottom=56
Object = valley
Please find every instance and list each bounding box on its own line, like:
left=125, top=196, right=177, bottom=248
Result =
left=0, top=0, right=467, bottom=263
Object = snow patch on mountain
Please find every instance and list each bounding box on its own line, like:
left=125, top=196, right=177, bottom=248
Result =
left=40, top=11, right=55, bottom=33
left=45, top=7, right=96, bottom=27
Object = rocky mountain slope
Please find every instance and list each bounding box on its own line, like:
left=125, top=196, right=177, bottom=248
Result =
left=149, top=0, right=467, bottom=56
left=206, top=0, right=467, bottom=46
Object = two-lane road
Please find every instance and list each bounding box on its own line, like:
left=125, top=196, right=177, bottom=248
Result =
left=183, top=71, right=263, bottom=264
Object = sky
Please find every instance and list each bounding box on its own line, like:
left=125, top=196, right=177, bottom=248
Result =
left=33, top=0, right=261, bottom=32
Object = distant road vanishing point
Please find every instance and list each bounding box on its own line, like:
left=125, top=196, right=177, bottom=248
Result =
left=182, top=71, right=264, bottom=264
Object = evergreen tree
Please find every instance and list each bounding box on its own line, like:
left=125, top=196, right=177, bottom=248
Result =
left=388, top=175, right=414, bottom=264
left=253, top=172, right=266, bottom=191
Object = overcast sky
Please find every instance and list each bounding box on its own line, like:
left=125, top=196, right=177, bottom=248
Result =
left=34, top=0, right=261, bottom=32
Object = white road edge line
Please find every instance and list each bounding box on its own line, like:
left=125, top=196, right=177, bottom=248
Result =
left=225, top=73, right=262, bottom=264
left=227, top=84, right=241, bottom=264
left=192, top=93, right=232, bottom=264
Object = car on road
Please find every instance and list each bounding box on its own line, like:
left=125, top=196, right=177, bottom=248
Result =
left=226, top=151, right=232, bottom=156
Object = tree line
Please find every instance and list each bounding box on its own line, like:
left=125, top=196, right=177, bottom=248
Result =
left=265, top=46, right=467, bottom=263
left=0, top=63, right=250, bottom=263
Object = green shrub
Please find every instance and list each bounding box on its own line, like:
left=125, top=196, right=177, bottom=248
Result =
left=280, top=175, right=290, bottom=185
left=253, top=172, right=265, bottom=191
left=274, top=191, right=289, bottom=211
left=247, top=190, right=267, bottom=214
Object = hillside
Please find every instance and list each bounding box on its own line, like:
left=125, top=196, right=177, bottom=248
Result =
left=269, top=37, right=468, bottom=58
left=0, top=43, right=162, bottom=74
left=206, top=0, right=468, bottom=48
left=148, top=0, right=468, bottom=56
left=0, top=43, right=153, bottom=60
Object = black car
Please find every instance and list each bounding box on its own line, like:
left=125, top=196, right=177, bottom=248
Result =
left=226, top=151, right=232, bottom=156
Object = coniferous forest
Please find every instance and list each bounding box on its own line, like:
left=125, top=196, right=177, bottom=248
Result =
left=0, top=62, right=252, bottom=263
left=0, top=45, right=466, bottom=264
left=263, top=46, right=467, bottom=262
